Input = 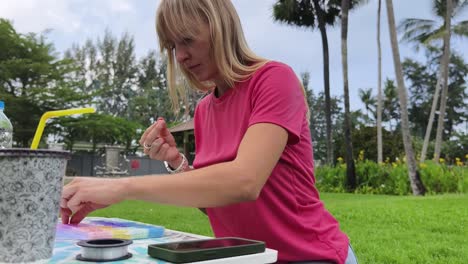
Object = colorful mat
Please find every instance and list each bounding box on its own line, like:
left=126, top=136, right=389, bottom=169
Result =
left=55, top=217, right=165, bottom=241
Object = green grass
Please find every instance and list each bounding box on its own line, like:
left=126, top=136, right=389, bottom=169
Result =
left=91, top=193, right=468, bottom=264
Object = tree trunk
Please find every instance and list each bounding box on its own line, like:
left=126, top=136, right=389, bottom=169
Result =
left=377, top=0, right=383, bottom=164
left=433, top=0, right=452, bottom=162
left=341, top=0, right=356, bottom=190
left=312, top=0, right=334, bottom=165
left=420, top=47, right=445, bottom=163
left=385, top=0, right=425, bottom=195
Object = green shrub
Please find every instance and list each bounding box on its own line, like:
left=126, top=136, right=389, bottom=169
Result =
left=419, top=161, right=466, bottom=194
left=315, top=160, right=466, bottom=195
left=315, top=164, right=346, bottom=193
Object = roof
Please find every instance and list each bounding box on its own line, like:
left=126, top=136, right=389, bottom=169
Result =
left=169, top=119, right=194, bottom=133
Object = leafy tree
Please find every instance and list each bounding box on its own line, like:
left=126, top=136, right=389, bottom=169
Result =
left=403, top=48, right=468, bottom=139
left=335, top=126, right=404, bottom=162
left=308, top=89, right=344, bottom=164
left=358, top=88, right=377, bottom=125
left=64, top=30, right=139, bottom=117
left=128, top=51, right=174, bottom=126
left=398, top=0, right=467, bottom=162
left=382, top=79, right=400, bottom=131
left=357, top=80, right=401, bottom=132
left=441, top=131, right=467, bottom=162
left=63, top=40, right=101, bottom=103
left=0, top=19, right=87, bottom=147
left=302, top=72, right=344, bottom=164
left=48, top=114, right=144, bottom=153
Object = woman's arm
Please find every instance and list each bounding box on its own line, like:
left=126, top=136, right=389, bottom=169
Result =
left=61, top=123, right=287, bottom=223
left=126, top=122, right=288, bottom=207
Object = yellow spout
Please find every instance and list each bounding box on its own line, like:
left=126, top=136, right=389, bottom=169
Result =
left=31, top=107, right=96, bottom=149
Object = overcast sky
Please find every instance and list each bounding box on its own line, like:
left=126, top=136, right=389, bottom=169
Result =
left=1, top=0, right=467, bottom=111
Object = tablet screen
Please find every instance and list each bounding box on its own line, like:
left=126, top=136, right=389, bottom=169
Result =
left=159, top=238, right=258, bottom=251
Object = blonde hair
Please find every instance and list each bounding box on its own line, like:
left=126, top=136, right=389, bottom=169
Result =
left=156, top=0, right=266, bottom=112
left=156, top=0, right=309, bottom=122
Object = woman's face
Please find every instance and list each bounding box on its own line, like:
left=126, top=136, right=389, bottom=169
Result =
left=173, top=23, right=219, bottom=83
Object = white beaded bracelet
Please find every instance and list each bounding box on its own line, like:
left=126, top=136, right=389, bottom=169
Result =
left=164, top=153, right=189, bottom=174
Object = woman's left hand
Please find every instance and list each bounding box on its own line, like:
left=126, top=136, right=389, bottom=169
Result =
left=60, top=177, right=128, bottom=224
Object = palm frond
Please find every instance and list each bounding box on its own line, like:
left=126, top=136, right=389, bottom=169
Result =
left=452, top=20, right=468, bottom=37
left=419, top=25, right=445, bottom=45
left=452, top=0, right=468, bottom=18
left=398, top=18, right=437, bottom=44
left=431, top=0, right=444, bottom=18
left=398, top=18, right=436, bottom=34
left=272, top=0, right=317, bottom=28
left=349, top=0, right=371, bottom=10
left=431, top=0, right=468, bottom=19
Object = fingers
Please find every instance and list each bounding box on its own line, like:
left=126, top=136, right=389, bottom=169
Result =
left=146, top=137, right=165, bottom=157
left=141, top=118, right=175, bottom=145
left=139, top=120, right=158, bottom=145
left=60, top=207, right=72, bottom=224
left=141, top=118, right=179, bottom=161
left=161, top=143, right=180, bottom=162
left=158, top=119, right=177, bottom=147
left=69, top=204, right=95, bottom=224
left=60, top=182, right=84, bottom=224
left=60, top=178, right=115, bottom=225
left=158, top=118, right=170, bottom=137
left=148, top=141, right=171, bottom=160
left=143, top=119, right=166, bottom=146
left=61, top=184, right=78, bottom=208
left=67, top=190, right=86, bottom=215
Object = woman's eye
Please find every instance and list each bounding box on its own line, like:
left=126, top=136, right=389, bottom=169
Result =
left=183, top=38, right=193, bottom=44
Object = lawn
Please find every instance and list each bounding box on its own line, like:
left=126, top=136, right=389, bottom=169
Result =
left=90, top=193, right=468, bottom=264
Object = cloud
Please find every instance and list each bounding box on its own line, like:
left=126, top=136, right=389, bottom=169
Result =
left=0, top=0, right=136, bottom=35
left=108, top=0, right=135, bottom=14
left=0, top=0, right=81, bottom=34
left=1, top=0, right=466, bottom=112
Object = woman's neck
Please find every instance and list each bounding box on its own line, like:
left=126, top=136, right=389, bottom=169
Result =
left=213, top=79, right=230, bottom=98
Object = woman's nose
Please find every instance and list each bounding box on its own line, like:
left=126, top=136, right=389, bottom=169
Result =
left=175, top=45, right=189, bottom=63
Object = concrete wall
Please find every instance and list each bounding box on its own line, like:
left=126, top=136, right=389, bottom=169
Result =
left=66, top=153, right=167, bottom=177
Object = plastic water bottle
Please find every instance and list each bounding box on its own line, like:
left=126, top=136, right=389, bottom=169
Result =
left=0, top=100, right=13, bottom=148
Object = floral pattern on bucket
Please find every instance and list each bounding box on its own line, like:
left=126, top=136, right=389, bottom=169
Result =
left=0, top=149, right=69, bottom=263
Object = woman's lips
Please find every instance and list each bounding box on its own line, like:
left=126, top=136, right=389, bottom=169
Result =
left=188, top=64, right=200, bottom=71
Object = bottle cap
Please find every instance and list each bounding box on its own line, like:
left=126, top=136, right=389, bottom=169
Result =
left=0, top=101, right=4, bottom=110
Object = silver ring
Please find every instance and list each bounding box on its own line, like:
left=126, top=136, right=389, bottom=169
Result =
left=143, top=143, right=152, bottom=150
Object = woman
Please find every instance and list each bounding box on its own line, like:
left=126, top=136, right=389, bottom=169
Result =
left=60, top=1, right=357, bottom=263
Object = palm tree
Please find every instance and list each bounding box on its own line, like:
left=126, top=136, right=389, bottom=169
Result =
left=376, top=0, right=383, bottom=163
left=434, top=0, right=453, bottom=162
left=341, top=0, right=356, bottom=190
left=358, top=88, right=376, bottom=124
left=273, top=0, right=365, bottom=164
left=273, top=0, right=334, bottom=164
left=398, top=0, right=467, bottom=47
left=386, top=0, right=426, bottom=195
left=398, top=0, right=467, bottom=162
left=382, top=79, right=400, bottom=131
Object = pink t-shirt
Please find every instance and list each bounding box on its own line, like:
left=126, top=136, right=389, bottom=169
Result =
left=192, top=61, right=349, bottom=263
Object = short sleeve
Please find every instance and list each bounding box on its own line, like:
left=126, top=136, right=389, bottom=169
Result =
left=248, top=63, right=306, bottom=145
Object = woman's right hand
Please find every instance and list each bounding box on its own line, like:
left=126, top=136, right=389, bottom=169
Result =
left=139, top=117, right=181, bottom=167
